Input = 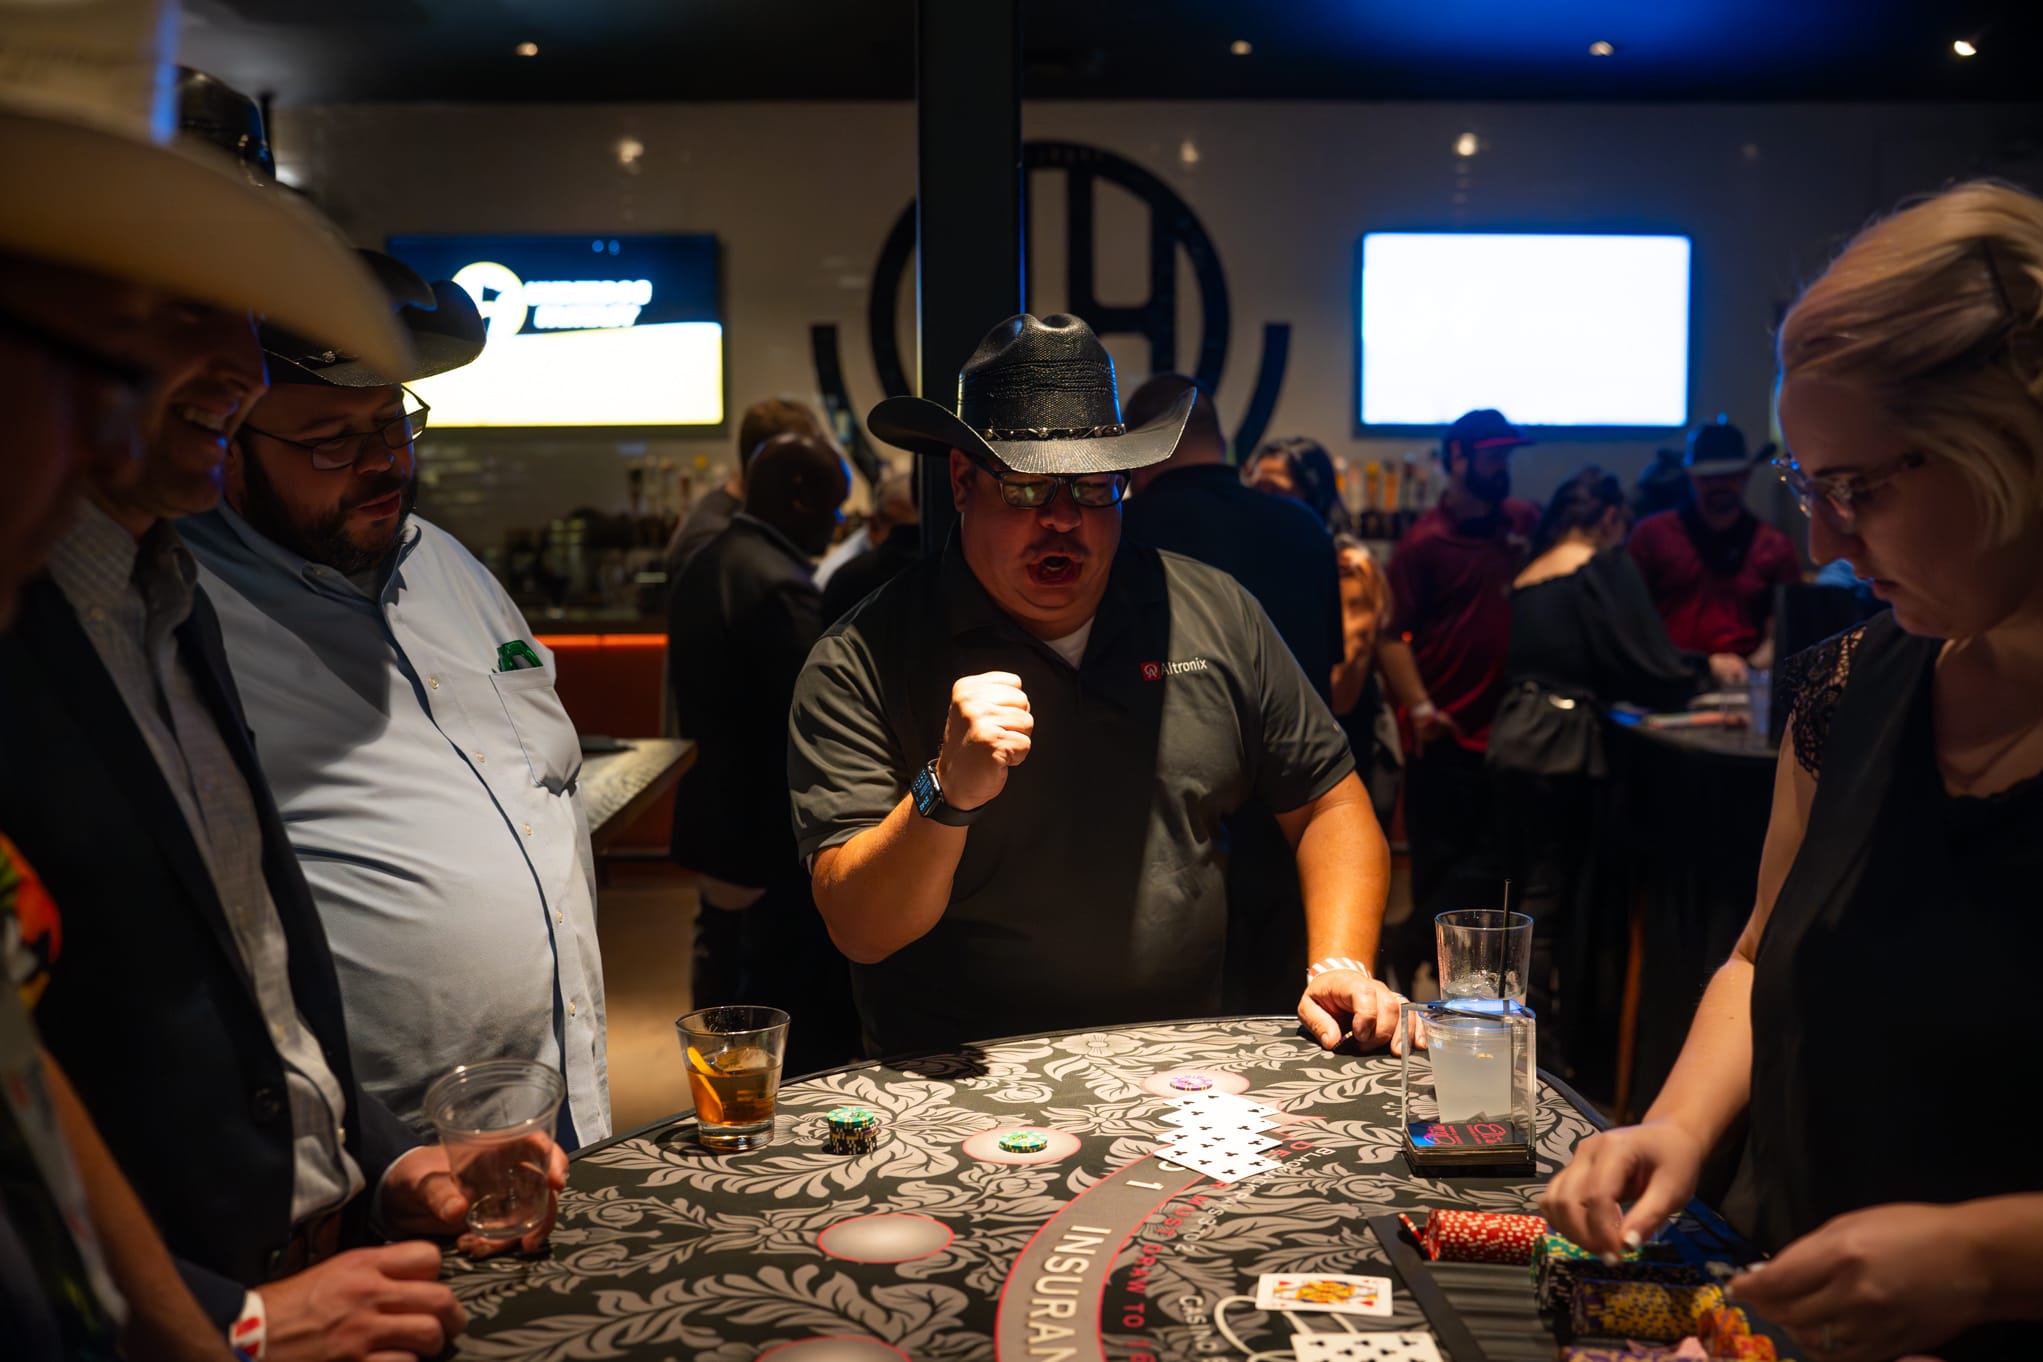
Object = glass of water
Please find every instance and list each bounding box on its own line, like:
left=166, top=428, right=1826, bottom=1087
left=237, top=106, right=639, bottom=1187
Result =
left=1435, top=909, right=1534, bottom=1006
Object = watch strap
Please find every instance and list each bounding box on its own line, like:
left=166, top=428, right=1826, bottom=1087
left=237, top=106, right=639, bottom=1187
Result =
left=916, top=758, right=980, bottom=827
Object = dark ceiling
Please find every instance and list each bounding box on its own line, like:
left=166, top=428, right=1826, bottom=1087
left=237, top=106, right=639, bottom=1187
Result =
left=182, top=0, right=2043, bottom=106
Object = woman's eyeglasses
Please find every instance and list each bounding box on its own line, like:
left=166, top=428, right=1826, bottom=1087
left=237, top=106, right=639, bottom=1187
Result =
left=242, top=387, right=431, bottom=470
left=1771, top=449, right=1926, bottom=535
left=967, top=450, right=1128, bottom=510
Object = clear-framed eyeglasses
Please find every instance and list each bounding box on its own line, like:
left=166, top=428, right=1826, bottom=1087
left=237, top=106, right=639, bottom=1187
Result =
left=1771, top=449, right=1926, bottom=535
left=242, top=386, right=430, bottom=470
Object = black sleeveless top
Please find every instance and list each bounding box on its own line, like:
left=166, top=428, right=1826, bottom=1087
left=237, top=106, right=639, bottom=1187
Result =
left=1751, top=614, right=2043, bottom=1360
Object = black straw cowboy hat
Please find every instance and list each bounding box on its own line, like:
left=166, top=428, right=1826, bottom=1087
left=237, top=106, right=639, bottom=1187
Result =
left=173, top=72, right=487, bottom=388
left=867, top=313, right=1194, bottom=476
left=259, top=251, right=487, bottom=387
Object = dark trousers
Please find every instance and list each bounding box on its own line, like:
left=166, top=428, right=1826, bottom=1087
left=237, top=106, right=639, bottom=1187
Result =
left=1390, top=740, right=1504, bottom=991
left=691, top=875, right=861, bottom=1077
left=739, top=878, right=862, bottom=1078
left=1220, top=805, right=1308, bottom=1016
left=1495, top=767, right=1595, bottom=1077
left=691, top=899, right=745, bottom=1009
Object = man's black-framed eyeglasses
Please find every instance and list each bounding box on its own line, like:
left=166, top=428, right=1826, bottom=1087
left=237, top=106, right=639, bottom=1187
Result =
left=0, top=306, right=155, bottom=398
left=965, top=448, right=1129, bottom=510
left=242, top=386, right=430, bottom=471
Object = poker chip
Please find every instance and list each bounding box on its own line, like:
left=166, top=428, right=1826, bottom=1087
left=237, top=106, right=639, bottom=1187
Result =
left=1410, top=1208, right=1548, bottom=1264
left=995, top=1130, right=1049, bottom=1154
left=1537, top=1255, right=1707, bottom=1320
left=1168, top=1074, right=1215, bottom=1091
left=1567, top=1281, right=1726, bottom=1343
left=823, top=1106, right=879, bottom=1154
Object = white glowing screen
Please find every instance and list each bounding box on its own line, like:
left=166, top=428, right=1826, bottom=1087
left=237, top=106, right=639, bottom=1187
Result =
left=392, top=234, right=723, bottom=429
left=1358, top=232, right=1691, bottom=428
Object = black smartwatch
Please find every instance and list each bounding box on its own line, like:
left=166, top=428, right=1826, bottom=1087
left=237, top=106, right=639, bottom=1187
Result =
left=910, top=758, right=981, bottom=826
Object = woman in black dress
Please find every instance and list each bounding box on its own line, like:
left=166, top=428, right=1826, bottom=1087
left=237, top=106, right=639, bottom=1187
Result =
left=1488, top=469, right=1742, bottom=1074
left=1543, top=181, right=2043, bottom=1361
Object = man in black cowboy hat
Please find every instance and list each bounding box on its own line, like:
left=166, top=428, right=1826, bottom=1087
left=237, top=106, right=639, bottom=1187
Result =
left=1629, top=415, right=1800, bottom=672
left=788, top=314, right=1399, bottom=1057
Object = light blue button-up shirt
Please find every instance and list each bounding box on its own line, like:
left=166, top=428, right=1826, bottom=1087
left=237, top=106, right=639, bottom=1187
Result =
left=182, top=505, right=609, bottom=1147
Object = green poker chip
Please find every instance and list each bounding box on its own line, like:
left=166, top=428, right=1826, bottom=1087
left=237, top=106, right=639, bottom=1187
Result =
left=996, top=1130, right=1049, bottom=1154
left=825, top=1106, right=878, bottom=1132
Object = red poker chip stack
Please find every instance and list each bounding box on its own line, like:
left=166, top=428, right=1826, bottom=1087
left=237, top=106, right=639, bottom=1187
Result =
left=1403, top=1208, right=1549, bottom=1264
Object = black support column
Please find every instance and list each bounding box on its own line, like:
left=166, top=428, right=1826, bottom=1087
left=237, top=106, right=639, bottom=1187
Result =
left=913, top=0, right=1025, bottom=552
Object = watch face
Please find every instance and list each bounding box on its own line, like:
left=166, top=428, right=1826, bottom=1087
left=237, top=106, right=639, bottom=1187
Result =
left=911, top=763, right=939, bottom=817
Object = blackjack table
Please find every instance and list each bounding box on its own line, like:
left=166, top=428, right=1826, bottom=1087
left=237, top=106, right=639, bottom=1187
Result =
left=442, top=1016, right=1777, bottom=1362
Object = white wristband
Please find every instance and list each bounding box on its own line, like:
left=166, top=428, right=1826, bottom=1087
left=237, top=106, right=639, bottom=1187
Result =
left=1305, top=956, right=1372, bottom=983
left=231, top=1290, right=267, bottom=1361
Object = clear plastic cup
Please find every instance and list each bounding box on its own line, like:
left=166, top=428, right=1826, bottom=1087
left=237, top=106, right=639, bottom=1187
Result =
left=1435, top=909, right=1534, bottom=1005
left=423, top=1059, right=563, bottom=1241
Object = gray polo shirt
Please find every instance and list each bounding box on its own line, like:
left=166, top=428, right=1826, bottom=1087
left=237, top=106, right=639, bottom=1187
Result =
left=788, top=534, right=1355, bottom=1056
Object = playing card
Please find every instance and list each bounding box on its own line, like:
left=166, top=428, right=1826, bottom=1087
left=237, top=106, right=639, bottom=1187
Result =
left=1162, top=1108, right=1276, bottom=1134
left=1292, top=1332, right=1440, bottom=1361
left=1163, top=1091, right=1266, bottom=1118
left=1254, top=1273, right=1393, bottom=1317
left=1161, top=1129, right=1277, bottom=1156
left=1162, top=1146, right=1280, bottom=1183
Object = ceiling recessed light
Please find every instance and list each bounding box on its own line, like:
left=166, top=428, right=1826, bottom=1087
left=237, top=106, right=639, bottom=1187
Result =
left=1953, top=39, right=1978, bottom=57
left=1588, top=40, right=1615, bottom=57
left=515, top=41, right=539, bottom=57
left=1455, top=132, right=1480, bottom=158
left=1229, top=39, right=1252, bottom=57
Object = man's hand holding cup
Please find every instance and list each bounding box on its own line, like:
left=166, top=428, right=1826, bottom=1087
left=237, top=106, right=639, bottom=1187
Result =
left=937, top=672, right=1034, bottom=811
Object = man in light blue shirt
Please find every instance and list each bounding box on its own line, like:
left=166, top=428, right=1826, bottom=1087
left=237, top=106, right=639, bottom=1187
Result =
left=181, top=254, right=610, bottom=1147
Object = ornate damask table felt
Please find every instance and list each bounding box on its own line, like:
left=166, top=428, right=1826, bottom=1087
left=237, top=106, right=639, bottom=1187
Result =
left=444, top=1017, right=1606, bottom=1362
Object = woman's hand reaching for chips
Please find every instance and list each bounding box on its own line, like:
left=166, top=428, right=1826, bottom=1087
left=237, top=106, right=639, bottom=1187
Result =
left=1539, top=1119, right=1707, bottom=1258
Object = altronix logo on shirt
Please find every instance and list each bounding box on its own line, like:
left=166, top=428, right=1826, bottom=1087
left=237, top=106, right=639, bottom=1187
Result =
left=1140, top=658, right=1212, bottom=681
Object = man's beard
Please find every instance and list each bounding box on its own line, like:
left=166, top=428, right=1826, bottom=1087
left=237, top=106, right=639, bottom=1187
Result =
left=239, top=453, right=416, bottom=577
left=1700, top=489, right=1746, bottom=519
left=1466, top=469, right=1511, bottom=505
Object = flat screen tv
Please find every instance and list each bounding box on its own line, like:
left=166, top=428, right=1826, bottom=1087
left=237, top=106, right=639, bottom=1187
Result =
left=1355, top=231, right=1691, bottom=432
left=386, top=233, right=722, bottom=430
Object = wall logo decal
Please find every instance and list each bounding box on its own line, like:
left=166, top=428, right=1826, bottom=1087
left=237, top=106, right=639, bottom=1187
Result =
left=812, top=141, right=1290, bottom=483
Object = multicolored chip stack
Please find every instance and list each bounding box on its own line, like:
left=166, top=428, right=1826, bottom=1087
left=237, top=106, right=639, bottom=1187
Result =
left=1568, top=1281, right=1727, bottom=1343
left=1404, top=1208, right=1549, bottom=1264
left=1532, top=1234, right=1693, bottom=1315
left=1698, top=1305, right=1775, bottom=1359
left=995, top=1130, right=1050, bottom=1154
left=823, top=1106, right=878, bottom=1154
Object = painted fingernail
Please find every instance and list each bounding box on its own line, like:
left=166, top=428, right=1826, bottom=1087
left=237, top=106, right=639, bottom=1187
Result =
left=1623, top=1230, right=1642, bottom=1249
left=1599, top=1252, right=1619, bottom=1265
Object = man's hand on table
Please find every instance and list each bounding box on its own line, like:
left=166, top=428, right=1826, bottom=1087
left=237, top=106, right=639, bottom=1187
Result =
left=255, top=1242, right=467, bottom=1362
left=1538, top=1119, right=1706, bottom=1256
left=1727, top=1203, right=1992, bottom=1362
left=1299, top=968, right=1415, bottom=1055
left=938, top=671, right=1034, bottom=809
left=380, top=1139, right=570, bottom=1257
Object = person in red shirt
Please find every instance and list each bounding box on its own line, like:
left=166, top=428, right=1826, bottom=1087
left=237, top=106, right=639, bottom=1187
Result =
left=1377, top=409, right=1540, bottom=988
left=1629, top=418, right=1803, bottom=674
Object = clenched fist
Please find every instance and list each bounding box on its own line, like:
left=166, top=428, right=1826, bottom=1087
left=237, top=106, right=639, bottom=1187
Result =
left=936, top=672, right=1034, bottom=811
